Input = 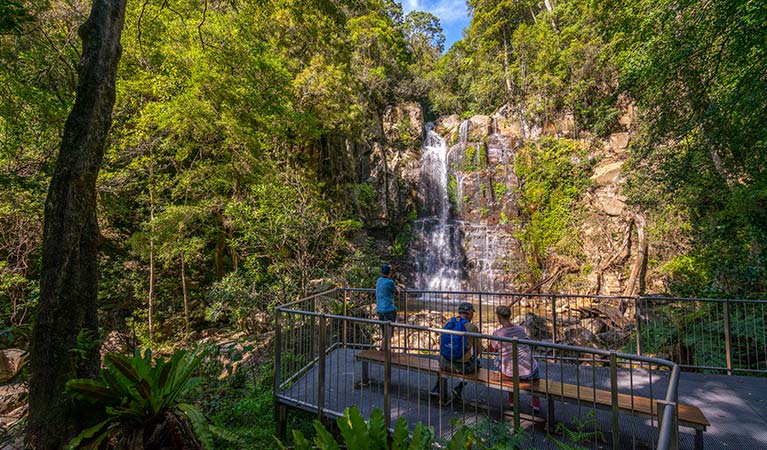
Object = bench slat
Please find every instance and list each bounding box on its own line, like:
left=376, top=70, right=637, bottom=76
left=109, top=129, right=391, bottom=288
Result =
left=355, top=350, right=708, bottom=428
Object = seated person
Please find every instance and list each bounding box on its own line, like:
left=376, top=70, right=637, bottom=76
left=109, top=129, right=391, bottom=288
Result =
left=431, top=302, right=480, bottom=401
left=487, top=305, right=541, bottom=412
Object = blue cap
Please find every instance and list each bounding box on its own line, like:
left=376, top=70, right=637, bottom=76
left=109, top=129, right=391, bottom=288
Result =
left=381, top=263, right=391, bottom=275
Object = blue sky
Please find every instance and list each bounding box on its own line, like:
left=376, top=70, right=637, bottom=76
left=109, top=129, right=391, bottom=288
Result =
left=401, top=0, right=472, bottom=50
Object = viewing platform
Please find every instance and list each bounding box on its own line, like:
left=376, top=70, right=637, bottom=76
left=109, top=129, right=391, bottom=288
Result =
left=274, top=288, right=767, bottom=450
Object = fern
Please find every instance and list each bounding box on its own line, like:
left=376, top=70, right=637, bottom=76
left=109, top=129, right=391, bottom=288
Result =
left=548, top=411, right=605, bottom=450
left=278, top=406, right=527, bottom=450
left=66, top=345, right=217, bottom=449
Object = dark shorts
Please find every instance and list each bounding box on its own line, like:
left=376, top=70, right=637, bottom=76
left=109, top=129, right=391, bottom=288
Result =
left=377, top=311, right=397, bottom=339
left=439, top=356, right=480, bottom=375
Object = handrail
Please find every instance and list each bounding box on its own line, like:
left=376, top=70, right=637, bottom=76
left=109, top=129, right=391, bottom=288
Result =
left=277, top=308, right=678, bottom=368
left=334, top=286, right=767, bottom=304
left=275, top=287, right=748, bottom=450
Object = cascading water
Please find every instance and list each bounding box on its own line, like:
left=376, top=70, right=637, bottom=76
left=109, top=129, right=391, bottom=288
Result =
left=412, top=125, right=464, bottom=291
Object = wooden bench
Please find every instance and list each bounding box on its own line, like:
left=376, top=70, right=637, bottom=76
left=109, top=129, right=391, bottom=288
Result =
left=355, top=350, right=709, bottom=450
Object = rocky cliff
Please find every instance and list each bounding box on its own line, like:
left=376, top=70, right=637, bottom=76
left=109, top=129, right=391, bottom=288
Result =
left=371, top=101, right=652, bottom=297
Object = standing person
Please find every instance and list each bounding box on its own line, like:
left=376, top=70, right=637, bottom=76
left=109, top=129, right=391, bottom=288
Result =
left=375, top=263, right=398, bottom=347
left=432, top=302, right=481, bottom=402
left=488, top=305, right=541, bottom=412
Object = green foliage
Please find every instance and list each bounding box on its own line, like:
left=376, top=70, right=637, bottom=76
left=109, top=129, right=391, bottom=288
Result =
left=514, top=138, right=591, bottom=283
left=0, top=0, right=31, bottom=33
left=66, top=346, right=227, bottom=449
left=447, top=175, right=458, bottom=210
left=623, top=301, right=767, bottom=372
left=204, top=271, right=266, bottom=332
left=281, top=406, right=526, bottom=450
left=548, top=411, right=605, bottom=450
left=202, top=360, right=313, bottom=450
left=492, top=182, right=507, bottom=199
left=355, top=183, right=376, bottom=209
left=461, top=144, right=488, bottom=172
left=392, top=223, right=413, bottom=257
left=226, top=173, right=360, bottom=298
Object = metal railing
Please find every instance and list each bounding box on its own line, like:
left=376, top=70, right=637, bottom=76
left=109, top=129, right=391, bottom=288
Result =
left=331, top=288, right=767, bottom=375
left=275, top=289, right=684, bottom=450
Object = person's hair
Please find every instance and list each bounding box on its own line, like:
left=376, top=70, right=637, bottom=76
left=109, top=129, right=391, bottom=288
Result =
left=381, top=263, right=391, bottom=275
left=495, top=305, right=511, bottom=320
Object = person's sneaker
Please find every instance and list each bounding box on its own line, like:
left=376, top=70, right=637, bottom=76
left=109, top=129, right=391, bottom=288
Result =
left=430, top=384, right=440, bottom=397
left=530, top=399, right=541, bottom=413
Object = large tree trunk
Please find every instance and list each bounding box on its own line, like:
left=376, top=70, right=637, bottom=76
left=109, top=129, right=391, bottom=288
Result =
left=624, top=213, right=648, bottom=297
left=181, top=252, right=190, bottom=337
left=26, top=0, right=127, bottom=447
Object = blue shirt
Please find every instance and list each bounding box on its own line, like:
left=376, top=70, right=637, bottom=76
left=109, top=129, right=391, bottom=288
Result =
left=375, top=276, right=397, bottom=313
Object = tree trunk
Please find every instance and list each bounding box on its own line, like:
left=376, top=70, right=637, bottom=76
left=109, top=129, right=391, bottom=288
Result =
left=148, top=215, right=155, bottom=340
left=502, top=34, right=513, bottom=96
left=148, top=163, right=155, bottom=341
left=543, top=0, right=558, bottom=31
left=624, top=213, right=647, bottom=297
left=181, top=252, right=190, bottom=337
left=27, top=0, right=127, bottom=447
left=214, top=210, right=225, bottom=279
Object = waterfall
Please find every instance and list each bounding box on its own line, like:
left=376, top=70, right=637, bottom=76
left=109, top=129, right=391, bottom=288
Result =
left=413, top=125, right=464, bottom=291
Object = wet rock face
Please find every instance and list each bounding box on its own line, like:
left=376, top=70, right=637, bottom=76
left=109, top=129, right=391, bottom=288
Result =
left=377, top=102, right=651, bottom=297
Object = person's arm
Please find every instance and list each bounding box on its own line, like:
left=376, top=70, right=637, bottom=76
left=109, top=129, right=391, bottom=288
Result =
left=467, top=322, right=481, bottom=357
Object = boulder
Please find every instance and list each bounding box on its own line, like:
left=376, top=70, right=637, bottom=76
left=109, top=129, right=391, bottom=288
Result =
left=0, top=349, right=26, bottom=383
left=563, top=326, right=600, bottom=348
left=590, top=160, right=624, bottom=186
left=608, top=132, right=630, bottom=151
left=594, top=191, right=627, bottom=216
left=468, top=115, right=493, bottom=141
left=512, top=312, right=551, bottom=340
left=598, top=329, right=631, bottom=349
left=580, top=318, right=606, bottom=335
left=434, top=114, right=461, bottom=137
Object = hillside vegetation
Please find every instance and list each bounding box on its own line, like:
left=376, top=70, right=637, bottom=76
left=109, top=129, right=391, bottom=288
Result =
left=0, top=0, right=765, bottom=447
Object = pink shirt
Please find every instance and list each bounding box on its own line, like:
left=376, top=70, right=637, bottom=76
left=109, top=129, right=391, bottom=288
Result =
left=490, top=325, right=539, bottom=378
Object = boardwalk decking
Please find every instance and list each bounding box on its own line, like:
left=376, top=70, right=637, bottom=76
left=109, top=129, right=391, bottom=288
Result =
left=278, top=348, right=767, bottom=450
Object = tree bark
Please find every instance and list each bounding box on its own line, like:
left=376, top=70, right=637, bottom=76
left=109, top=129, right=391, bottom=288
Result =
left=181, top=252, right=190, bottom=337
left=624, top=213, right=648, bottom=297
left=148, top=203, right=155, bottom=341
left=502, top=34, right=512, bottom=96
left=26, top=0, right=127, bottom=447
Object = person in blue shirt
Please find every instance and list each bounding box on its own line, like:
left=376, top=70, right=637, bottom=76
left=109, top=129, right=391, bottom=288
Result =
left=375, top=263, right=399, bottom=351
left=375, top=263, right=398, bottom=323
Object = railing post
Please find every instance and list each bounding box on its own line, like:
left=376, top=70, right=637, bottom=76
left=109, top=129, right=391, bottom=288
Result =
left=551, top=295, right=558, bottom=344
left=317, top=314, right=327, bottom=418
left=724, top=300, right=733, bottom=375
left=657, top=401, right=680, bottom=450
left=384, top=322, right=392, bottom=430
left=343, top=290, right=348, bottom=349
left=478, top=293, right=483, bottom=334
left=512, top=338, right=520, bottom=432
left=403, top=289, right=408, bottom=352
left=635, top=297, right=643, bottom=357
left=274, top=308, right=284, bottom=437
left=609, top=351, right=620, bottom=450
